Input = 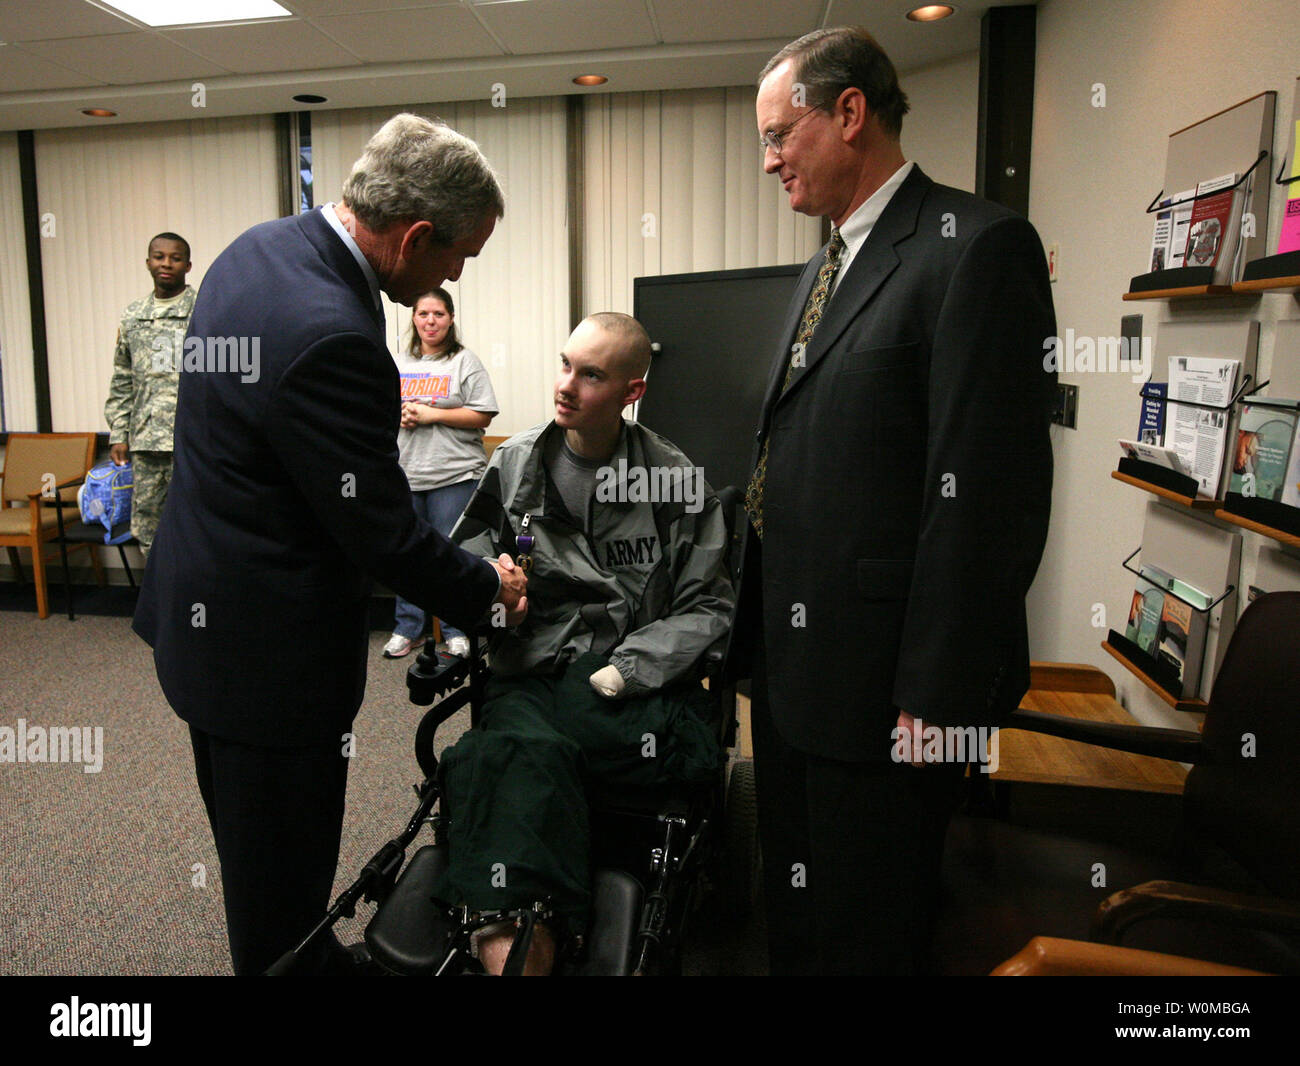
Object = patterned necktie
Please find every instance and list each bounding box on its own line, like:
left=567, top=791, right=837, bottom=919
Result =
left=744, top=230, right=845, bottom=539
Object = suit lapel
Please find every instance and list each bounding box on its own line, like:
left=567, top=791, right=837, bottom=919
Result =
left=775, top=165, right=932, bottom=408
left=297, top=208, right=386, bottom=330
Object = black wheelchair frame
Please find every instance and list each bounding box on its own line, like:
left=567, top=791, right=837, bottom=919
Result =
left=269, top=629, right=751, bottom=976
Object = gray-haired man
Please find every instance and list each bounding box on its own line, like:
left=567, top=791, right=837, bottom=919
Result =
left=134, top=114, right=527, bottom=975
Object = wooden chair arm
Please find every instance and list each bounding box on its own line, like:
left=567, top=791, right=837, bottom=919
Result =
left=991, top=936, right=1267, bottom=976
left=1092, top=879, right=1300, bottom=944
left=1028, top=661, right=1117, bottom=696
left=1003, top=708, right=1203, bottom=763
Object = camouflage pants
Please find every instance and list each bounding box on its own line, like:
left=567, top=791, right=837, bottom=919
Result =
left=129, top=450, right=173, bottom=556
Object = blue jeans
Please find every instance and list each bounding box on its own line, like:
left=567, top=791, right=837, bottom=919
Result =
left=393, top=479, right=478, bottom=641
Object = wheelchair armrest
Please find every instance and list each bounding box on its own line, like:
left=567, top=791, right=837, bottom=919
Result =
left=408, top=635, right=493, bottom=778
left=406, top=647, right=471, bottom=706
left=1002, top=707, right=1203, bottom=763
left=1091, top=879, right=1300, bottom=945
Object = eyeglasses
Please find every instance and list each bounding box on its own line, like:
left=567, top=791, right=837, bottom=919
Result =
left=760, top=108, right=822, bottom=154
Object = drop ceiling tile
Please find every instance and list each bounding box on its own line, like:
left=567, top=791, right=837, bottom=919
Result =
left=312, top=6, right=501, bottom=61
left=825, top=0, right=984, bottom=72
left=19, top=31, right=230, bottom=85
left=164, top=20, right=362, bottom=73
left=0, top=43, right=106, bottom=91
left=284, top=0, right=454, bottom=14
left=475, top=0, right=656, bottom=55
left=650, top=0, right=822, bottom=44
left=0, top=0, right=137, bottom=43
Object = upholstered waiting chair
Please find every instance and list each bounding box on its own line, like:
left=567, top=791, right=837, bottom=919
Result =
left=984, top=592, right=1300, bottom=975
left=0, top=433, right=97, bottom=619
left=51, top=484, right=137, bottom=622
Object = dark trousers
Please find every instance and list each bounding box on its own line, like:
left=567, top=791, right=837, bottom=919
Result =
left=189, top=725, right=350, bottom=975
left=750, top=627, right=966, bottom=976
left=435, top=653, right=721, bottom=933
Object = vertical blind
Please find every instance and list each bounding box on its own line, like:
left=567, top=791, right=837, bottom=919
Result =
left=312, top=99, right=570, bottom=437
left=34, top=115, right=279, bottom=433
left=14, top=88, right=824, bottom=439
left=583, top=87, right=823, bottom=315
left=0, top=133, right=35, bottom=432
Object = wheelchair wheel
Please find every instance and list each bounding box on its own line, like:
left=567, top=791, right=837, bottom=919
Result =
left=721, top=759, right=761, bottom=928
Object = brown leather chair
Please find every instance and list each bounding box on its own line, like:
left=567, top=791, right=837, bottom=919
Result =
left=0, top=432, right=97, bottom=618
left=968, top=592, right=1300, bottom=975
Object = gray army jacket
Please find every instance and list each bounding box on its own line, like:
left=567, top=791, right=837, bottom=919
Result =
left=452, top=420, right=735, bottom=697
left=104, top=286, right=197, bottom=452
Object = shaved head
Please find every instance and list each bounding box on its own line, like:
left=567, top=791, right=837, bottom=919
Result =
left=583, top=312, right=652, bottom=380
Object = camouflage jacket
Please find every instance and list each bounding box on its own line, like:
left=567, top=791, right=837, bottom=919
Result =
left=452, top=420, right=735, bottom=697
left=104, top=286, right=197, bottom=452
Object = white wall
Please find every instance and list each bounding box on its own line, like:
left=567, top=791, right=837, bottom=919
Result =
left=1027, top=0, right=1300, bottom=726
left=900, top=51, right=980, bottom=193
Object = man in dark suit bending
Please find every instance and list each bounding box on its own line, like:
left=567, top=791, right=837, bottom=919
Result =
left=133, top=114, right=527, bottom=975
left=732, top=27, right=1056, bottom=974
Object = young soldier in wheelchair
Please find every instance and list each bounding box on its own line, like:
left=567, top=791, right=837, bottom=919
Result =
left=429, top=311, right=735, bottom=974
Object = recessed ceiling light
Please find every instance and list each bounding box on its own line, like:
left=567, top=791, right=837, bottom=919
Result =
left=81, top=108, right=118, bottom=118
left=293, top=94, right=327, bottom=104
left=100, top=1, right=291, bottom=28
left=573, top=75, right=608, bottom=87
left=907, top=4, right=956, bottom=21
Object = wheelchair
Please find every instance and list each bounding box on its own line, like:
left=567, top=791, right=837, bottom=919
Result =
left=269, top=624, right=758, bottom=976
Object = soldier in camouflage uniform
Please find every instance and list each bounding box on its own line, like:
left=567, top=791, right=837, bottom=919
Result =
left=104, top=233, right=196, bottom=556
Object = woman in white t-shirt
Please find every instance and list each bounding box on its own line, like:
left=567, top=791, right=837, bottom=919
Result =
left=383, top=287, right=500, bottom=659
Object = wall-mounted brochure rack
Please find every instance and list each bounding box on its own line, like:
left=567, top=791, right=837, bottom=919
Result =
left=1126, top=92, right=1276, bottom=300
left=1238, top=75, right=1300, bottom=287
left=1103, top=501, right=1242, bottom=709
left=1104, top=545, right=1233, bottom=711
left=1113, top=375, right=1258, bottom=506
left=1217, top=396, right=1300, bottom=547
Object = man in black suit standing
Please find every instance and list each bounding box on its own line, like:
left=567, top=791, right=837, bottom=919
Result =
left=733, top=28, right=1055, bottom=974
left=134, top=114, right=527, bottom=975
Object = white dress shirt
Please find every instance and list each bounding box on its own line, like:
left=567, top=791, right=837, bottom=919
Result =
left=828, top=160, right=915, bottom=299
left=322, top=202, right=383, bottom=315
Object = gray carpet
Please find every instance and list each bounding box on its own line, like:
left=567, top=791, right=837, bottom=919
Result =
left=0, top=613, right=765, bottom=975
left=0, top=614, right=470, bottom=976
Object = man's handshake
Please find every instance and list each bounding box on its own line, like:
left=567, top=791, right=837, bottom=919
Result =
left=489, top=553, right=528, bottom=626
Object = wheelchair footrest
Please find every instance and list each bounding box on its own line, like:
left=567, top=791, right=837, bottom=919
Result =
left=366, top=846, right=646, bottom=976
left=364, top=844, right=456, bottom=975
left=562, top=869, right=644, bottom=977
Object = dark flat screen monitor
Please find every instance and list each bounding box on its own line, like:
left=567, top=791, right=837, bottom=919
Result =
left=633, top=264, right=803, bottom=495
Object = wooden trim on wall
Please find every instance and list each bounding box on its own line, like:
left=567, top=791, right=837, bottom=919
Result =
left=976, top=4, right=1037, bottom=216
